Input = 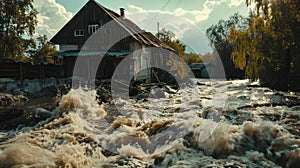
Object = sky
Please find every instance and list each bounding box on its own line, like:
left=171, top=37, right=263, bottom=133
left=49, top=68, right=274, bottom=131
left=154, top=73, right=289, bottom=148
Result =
left=33, top=0, right=250, bottom=54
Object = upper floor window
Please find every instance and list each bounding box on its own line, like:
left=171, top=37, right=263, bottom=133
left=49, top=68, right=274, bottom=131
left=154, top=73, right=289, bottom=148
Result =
left=74, top=30, right=84, bottom=37
left=88, top=24, right=99, bottom=34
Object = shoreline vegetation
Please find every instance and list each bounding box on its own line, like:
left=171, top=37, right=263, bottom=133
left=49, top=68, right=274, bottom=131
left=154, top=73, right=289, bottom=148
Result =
left=206, top=0, right=299, bottom=91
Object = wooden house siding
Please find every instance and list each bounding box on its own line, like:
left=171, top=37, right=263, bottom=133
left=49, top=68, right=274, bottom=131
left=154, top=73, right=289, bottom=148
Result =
left=51, top=1, right=111, bottom=45
left=0, top=61, right=63, bottom=79
left=51, top=0, right=172, bottom=51
left=50, top=0, right=174, bottom=82
left=51, top=0, right=134, bottom=52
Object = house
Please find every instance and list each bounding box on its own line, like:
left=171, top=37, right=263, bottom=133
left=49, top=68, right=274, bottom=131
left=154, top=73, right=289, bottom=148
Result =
left=50, top=0, right=173, bottom=82
left=189, top=63, right=209, bottom=78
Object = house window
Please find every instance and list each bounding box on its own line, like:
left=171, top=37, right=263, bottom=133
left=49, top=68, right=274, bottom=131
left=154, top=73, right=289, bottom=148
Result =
left=74, top=30, right=84, bottom=37
left=88, top=24, right=99, bottom=34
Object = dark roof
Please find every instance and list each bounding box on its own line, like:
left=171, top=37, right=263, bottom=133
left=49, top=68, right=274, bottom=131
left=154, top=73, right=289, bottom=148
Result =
left=94, top=3, right=172, bottom=50
left=189, top=63, right=213, bottom=69
left=51, top=0, right=173, bottom=51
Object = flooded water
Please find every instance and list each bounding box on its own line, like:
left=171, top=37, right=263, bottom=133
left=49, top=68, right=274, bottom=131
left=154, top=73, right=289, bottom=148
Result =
left=0, top=79, right=299, bottom=168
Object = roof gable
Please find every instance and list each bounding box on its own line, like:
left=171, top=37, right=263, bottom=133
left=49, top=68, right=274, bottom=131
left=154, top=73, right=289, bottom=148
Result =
left=50, top=0, right=113, bottom=45
left=50, top=0, right=172, bottom=50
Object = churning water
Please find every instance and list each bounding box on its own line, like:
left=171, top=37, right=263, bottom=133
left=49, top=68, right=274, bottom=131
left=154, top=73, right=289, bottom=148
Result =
left=0, top=79, right=299, bottom=168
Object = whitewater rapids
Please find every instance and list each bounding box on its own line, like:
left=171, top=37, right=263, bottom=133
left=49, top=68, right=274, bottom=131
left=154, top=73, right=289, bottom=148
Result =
left=0, top=79, right=299, bottom=167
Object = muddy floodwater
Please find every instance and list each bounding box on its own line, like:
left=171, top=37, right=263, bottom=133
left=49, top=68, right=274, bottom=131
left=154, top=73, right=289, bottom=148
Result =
left=0, top=79, right=299, bottom=168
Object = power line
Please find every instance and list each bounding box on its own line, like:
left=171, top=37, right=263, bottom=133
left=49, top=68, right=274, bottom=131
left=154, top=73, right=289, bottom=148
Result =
left=172, top=0, right=183, bottom=10
left=145, top=0, right=172, bottom=28
left=161, top=0, right=172, bottom=11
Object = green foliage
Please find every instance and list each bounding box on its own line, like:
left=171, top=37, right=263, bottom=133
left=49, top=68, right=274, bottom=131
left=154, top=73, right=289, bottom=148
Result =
left=166, top=56, right=189, bottom=80
left=31, top=35, right=58, bottom=64
left=157, top=28, right=203, bottom=65
left=185, top=53, right=202, bottom=65
left=156, top=29, right=183, bottom=80
left=229, top=0, right=300, bottom=90
left=157, top=28, right=186, bottom=60
left=157, top=29, right=191, bottom=79
left=206, top=13, right=248, bottom=78
left=201, top=52, right=216, bottom=65
left=0, top=0, right=37, bottom=59
left=157, top=28, right=207, bottom=80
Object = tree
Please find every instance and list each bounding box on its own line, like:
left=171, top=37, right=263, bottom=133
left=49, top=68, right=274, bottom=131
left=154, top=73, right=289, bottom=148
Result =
left=229, top=0, right=300, bottom=90
left=186, top=53, right=202, bottom=65
left=31, top=35, right=58, bottom=64
left=157, top=28, right=186, bottom=60
left=0, top=0, right=37, bottom=59
left=157, top=28, right=204, bottom=64
left=156, top=29, right=190, bottom=80
left=206, top=13, right=249, bottom=79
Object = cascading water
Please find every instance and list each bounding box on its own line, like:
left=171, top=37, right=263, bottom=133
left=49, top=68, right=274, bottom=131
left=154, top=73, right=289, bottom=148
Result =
left=0, top=79, right=299, bottom=168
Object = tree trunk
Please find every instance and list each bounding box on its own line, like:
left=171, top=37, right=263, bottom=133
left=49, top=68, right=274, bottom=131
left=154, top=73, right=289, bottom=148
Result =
left=278, top=48, right=291, bottom=90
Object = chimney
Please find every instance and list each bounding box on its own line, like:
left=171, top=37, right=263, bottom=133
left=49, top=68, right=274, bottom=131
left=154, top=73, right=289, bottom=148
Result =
left=120, top=8, right=125, bottom=17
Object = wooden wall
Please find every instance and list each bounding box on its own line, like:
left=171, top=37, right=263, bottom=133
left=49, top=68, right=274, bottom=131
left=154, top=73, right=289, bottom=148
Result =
left=63, top=56, right=124, bottom=79
left=0, top=62, right=64, bottom=79
left=0, top=56, right=124, bottom=80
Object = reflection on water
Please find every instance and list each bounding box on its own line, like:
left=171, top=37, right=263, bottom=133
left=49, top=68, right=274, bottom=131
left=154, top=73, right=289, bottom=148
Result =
left=0, top=79, right=299, bottom=167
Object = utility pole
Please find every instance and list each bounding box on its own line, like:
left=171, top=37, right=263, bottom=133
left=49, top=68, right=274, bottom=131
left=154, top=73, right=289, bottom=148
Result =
left=157, top=22, right=160, bottom=39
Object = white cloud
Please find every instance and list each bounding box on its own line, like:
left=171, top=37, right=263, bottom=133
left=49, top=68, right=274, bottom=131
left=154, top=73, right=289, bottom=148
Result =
left=127, top=0, right=241, bottom=24
left=33, top=0, right=73, bottom=39
left=127, top=4, right=146, bottom=13
left=127, top=3, right=212, bottom=24
left=127, top=10, right=212, bottom=54
left=126, top=0, right=248, bottom=53
left=125, top=1, right=236, bottom=53
left=228, top=0, right=244, bottom=7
